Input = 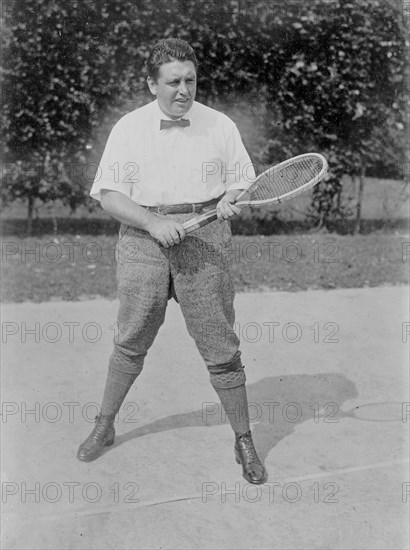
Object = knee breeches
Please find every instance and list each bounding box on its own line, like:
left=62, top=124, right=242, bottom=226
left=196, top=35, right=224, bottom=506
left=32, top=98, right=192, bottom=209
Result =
left=109, top=215, right=245, bottom=390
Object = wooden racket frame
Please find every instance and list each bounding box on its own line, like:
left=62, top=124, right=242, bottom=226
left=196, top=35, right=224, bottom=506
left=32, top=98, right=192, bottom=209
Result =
left=182, top=153, right=328, bottom=234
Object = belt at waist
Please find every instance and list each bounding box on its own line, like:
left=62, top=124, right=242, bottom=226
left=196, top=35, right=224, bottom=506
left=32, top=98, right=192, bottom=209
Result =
left=141, top=193, right=224, bottom=215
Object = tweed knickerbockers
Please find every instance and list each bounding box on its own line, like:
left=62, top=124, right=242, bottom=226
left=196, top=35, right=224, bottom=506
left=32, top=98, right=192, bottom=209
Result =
left=107, top=212, right=246, bottom=391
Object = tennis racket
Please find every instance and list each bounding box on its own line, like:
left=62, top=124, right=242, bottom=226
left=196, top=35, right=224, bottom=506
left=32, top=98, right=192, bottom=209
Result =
left=183, top=153, right=328, bottom=234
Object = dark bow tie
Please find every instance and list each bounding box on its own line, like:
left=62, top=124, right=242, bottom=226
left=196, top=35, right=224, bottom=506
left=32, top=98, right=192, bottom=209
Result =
left=160, top=118, right=190, bottom=130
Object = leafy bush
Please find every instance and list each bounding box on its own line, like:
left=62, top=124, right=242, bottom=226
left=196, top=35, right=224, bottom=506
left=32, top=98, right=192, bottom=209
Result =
left=1, top=0, right=406, bottom=234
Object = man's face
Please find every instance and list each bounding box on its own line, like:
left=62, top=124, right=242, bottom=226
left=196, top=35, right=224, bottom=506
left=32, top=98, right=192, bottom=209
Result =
left=147, top=60, right=197, bottom=119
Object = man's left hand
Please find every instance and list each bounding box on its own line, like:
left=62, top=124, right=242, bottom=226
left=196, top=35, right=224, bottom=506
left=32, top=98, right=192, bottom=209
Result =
left=216, top=190, right=243, bottom=220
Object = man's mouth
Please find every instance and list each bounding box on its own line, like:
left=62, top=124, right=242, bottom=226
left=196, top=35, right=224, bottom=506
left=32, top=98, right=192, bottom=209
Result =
left=175, top=98, right=189, bottom=103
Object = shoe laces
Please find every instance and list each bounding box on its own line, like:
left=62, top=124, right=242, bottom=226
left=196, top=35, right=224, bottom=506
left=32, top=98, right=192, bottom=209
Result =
left=92, top=415, right=113, bottom=440
left=237, top=432, right=260, bottom=465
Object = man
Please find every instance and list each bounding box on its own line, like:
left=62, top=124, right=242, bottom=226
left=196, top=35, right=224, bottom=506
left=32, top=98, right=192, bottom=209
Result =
left=78, top=38, right=266, bottom=484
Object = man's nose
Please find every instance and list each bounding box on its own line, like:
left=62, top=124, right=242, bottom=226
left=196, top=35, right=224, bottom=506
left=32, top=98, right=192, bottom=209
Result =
left=178, top=81, right=188, bottom=95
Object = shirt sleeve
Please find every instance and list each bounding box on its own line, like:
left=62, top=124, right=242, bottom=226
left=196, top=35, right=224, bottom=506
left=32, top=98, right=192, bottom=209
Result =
left=89, top=117, right=138, bottom=202
left=224, top=124, right=256, bottom=192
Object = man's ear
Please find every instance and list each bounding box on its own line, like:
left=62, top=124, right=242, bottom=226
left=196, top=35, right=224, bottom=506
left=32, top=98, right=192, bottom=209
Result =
left=147, top=76, right=157, bottom=95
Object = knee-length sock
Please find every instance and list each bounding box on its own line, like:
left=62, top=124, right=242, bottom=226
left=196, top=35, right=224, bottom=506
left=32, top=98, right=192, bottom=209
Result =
left=100, top=366, right=141, bottom=417
left=212, top=384, right=250, bottom=436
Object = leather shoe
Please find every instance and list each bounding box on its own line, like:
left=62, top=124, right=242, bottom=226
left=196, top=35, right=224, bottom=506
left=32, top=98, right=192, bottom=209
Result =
left=77, top=414, right=115, bottom=462
left=234, top=430, right=267, bottom=484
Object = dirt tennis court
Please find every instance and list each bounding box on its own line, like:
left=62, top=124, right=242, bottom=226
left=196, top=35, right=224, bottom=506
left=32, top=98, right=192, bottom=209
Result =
left=1, top=286, right=409, bottom=549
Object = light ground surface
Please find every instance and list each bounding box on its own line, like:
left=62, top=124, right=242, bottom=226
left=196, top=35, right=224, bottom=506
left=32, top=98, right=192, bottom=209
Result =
left=1, top=287, right=409, bottom=549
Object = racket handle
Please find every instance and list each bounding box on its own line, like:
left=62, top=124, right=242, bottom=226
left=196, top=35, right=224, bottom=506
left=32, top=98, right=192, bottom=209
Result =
left=182, top=208, right=218, bottom=234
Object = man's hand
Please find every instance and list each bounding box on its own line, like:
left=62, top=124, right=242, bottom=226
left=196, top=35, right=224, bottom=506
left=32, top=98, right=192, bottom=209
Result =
left=216, top=190, right=243, bottom=220
left=145, top=213, right=186, bottom=248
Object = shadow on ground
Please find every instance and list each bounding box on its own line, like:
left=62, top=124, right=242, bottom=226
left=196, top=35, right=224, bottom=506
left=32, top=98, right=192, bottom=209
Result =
left=110, top=372, right=358, bottom=463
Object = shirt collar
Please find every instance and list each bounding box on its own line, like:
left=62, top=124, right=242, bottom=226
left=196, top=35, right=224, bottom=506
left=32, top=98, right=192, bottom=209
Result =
left=152, top=99, right=194, bottom=125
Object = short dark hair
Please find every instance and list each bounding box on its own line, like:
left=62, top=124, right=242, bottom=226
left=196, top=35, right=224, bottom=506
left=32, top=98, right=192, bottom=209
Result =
left=146, top=38, right=198, bottom=81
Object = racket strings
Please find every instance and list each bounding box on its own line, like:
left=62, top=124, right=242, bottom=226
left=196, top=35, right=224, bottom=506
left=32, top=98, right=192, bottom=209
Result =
left=248, top=157, right=323, bottom=202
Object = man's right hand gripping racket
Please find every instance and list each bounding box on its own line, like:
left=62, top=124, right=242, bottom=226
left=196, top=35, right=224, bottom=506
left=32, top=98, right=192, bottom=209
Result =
left=182, top=153, right=328, bottom=234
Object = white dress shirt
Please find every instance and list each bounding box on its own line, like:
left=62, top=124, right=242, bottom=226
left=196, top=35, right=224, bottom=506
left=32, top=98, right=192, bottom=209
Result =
left=90, top=99, right=255, bottom=206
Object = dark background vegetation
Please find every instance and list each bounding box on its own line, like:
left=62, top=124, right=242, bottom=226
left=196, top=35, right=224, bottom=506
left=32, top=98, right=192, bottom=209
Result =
left=0, top=0, right=409, bottom=301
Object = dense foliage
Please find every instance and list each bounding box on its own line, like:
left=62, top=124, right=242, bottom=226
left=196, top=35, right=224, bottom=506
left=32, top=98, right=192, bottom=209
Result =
left=1, top=0, right=407, bottom=232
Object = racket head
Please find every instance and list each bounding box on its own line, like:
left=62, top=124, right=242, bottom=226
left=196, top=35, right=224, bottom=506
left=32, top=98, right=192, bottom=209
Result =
left=237, top=153, right=328, bottom=206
